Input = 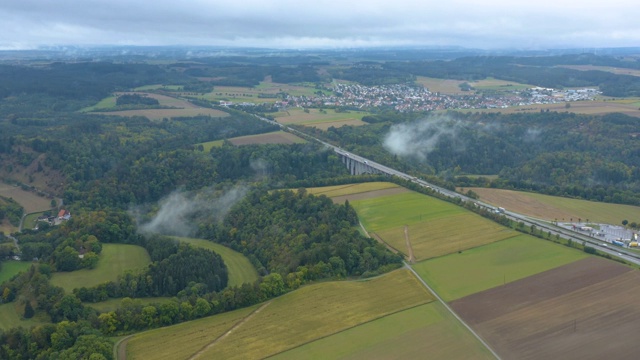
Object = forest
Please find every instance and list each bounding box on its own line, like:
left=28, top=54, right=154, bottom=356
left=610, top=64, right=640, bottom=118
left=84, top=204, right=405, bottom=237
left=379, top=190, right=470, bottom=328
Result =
left=1, top=49, right=640, bottom=359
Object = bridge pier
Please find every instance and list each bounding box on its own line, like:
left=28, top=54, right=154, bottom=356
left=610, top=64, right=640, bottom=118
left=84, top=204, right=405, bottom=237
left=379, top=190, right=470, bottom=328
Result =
left=338, top=152, right=384, bottom=176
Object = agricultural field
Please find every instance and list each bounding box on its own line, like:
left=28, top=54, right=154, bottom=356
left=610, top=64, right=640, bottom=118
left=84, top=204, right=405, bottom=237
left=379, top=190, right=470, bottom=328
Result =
left=465, top=187, right=640, bottom=225
left=416, top=76, right=471, bottom=95
left=50, top=244, right=151, bottom=293
left=455, top=99, right=640, bottom=118
left=198, top=81, right=332, bottom=105
left=125, top=269, right=433, bottom=360
left=557, top=64, right=640, bottom=77
left=274, top=108, right=369, bottom=130
left=412, top=234, right=589, bottom=302
left=271, top=302, right=493, bottom=360
left=0, top=183, right=53, bottom=214
left=175, top=237, right=259, bottom=287
left=228, top=131, right=306, bottom=146
left=470, top=77, right=534, bottom=91
left=451, top=257, right=640, bottom=359
left=305, top=182, right=401, bottom=198
left=350, top=190, right=516, bottom=260
left=0, top=302, right=49, bottom=331
left=196, top=131, right=306, bottom=150
left=0, top=260, right=32, bottom=284
left=133, top=84, right=184, bottom=91
left=85, top=92, right=229, bottom=120
left=125, top=305, right=259, bottom=360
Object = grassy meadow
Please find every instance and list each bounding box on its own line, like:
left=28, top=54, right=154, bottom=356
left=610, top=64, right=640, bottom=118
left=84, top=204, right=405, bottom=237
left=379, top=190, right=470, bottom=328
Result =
left=175, top=237, right=259, bottom=287
left=50, top=244, right=151, bottom=293
left=0, top=260, right=33, bottom=284
left=197, top=139, right=225, bottom=152
left=0, top=302, right=50, bottom=331
left=351, top=191, right=516, bottom=260
left=412, top=235, right=589, bottom=302
left=22, top=211, right=50, bottom=231
left=127, top=269, right=433, bottom=360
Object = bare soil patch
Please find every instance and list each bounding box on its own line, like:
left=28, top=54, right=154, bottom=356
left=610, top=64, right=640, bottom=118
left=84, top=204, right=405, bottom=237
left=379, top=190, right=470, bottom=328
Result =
left=451, top=257, right=640, bottom=359
left=465, top=187, right=577, bottom=221
left=330, top=187, right=409, bottom=204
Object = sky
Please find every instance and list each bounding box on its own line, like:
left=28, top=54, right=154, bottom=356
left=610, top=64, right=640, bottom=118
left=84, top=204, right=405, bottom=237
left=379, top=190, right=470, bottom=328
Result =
left=0, top=0, right=638, bottom=50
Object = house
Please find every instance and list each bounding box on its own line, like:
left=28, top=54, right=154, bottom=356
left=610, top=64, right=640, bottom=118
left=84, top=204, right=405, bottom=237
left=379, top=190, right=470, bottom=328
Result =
left=57, top=209, right=71, bottom=221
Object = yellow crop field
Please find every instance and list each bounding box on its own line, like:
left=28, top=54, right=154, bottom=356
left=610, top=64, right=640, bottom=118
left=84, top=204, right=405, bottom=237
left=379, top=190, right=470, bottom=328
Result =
left=376, top=212, right=517, bottom=260
left=126, top=269, right=433, bottom=360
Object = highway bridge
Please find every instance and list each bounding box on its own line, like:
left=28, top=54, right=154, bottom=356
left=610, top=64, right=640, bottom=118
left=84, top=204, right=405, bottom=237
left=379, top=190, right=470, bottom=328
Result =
left=251, top=114, right=640, bottom=266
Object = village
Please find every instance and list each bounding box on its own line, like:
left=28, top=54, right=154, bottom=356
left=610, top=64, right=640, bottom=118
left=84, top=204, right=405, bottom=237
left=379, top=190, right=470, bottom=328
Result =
left=232, top=82, right=601, bottom=112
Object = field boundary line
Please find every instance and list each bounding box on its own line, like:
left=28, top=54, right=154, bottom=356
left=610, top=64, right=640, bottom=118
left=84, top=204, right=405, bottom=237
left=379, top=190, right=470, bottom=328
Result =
left=412, top=233, right=522, bottom=264
left=188, top=301, right=272, bottom=360
left=263, top=301, right=434, bottom=359
left=404, top=225, right=415, bottom=263
left=404, top=262, right=501, bottom=360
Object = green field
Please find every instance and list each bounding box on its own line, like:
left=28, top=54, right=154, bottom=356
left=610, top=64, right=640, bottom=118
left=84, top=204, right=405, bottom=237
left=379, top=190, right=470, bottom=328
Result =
left=22, top=211, right=49, bottom=231
left=305, top=182, right=400, bottom=198
left=196, top=139, right=224, bottom=152
left=471, top=77, right=533, bottom=91
left=127, top=269, right=433, bottom=360
left=50, top=244, right=151, bottom=293
left=0, top=302, right=49, bottom=331
left=271, top=302, right=493, bottom=360
left=351, top=191, right=516, bottom=260
left=80, top=95, right=117, bottom=112
left=0, top=260, right=33, bottom=284
left=412, top=235, right=589, bottom=302
left=198, top=81, right=332, bottom=105
left=175, top=237, right=259, bottom=287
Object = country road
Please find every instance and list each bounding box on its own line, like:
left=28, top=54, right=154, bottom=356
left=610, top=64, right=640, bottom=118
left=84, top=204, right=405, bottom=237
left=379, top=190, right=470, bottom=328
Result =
left=404, top=262, right=501, bottom=360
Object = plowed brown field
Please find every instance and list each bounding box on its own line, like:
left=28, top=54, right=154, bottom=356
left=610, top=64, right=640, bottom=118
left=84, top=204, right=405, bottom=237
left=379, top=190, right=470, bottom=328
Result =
left=451, top=257, right=640, bottom=359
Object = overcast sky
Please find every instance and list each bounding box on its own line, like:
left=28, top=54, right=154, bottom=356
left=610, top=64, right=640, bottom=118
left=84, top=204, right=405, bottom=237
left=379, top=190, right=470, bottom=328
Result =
left=0, top=0, right=638, bottom=50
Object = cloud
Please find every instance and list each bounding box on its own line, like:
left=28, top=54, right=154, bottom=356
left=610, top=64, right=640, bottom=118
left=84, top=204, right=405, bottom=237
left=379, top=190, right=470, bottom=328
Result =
left=383, top=116, right=466, bottom=162
left=135, top=185, right=247, bottom=237
left=0, top=0, right=639, bottom=49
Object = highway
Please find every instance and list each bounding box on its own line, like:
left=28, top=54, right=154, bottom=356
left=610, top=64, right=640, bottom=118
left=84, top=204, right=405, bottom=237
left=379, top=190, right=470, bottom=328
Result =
left=252, top=114, right=640, bottom=266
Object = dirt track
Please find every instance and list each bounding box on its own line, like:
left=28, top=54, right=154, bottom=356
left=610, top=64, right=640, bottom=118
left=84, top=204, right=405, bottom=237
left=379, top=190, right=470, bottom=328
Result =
left=188, top=302, right=271, bottom=360
left=404, top=225, right=415, bottom=263
left=451, top=257, right=640, bottom=359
